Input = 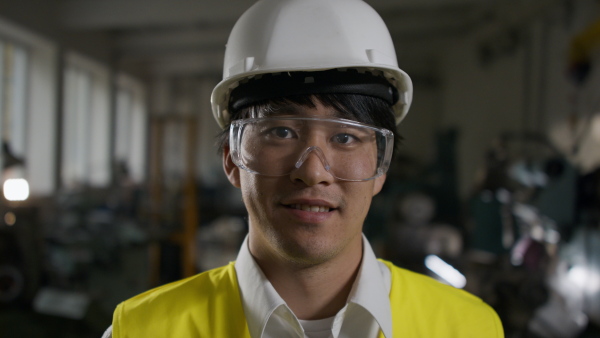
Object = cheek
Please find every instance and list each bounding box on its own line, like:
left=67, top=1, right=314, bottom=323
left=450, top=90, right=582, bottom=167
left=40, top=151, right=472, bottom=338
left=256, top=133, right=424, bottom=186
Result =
left=344, top=184, right=376, bottom=218
left=239, top=174, right=272, bottom=219
left=240, top=174, right=260, bottom=207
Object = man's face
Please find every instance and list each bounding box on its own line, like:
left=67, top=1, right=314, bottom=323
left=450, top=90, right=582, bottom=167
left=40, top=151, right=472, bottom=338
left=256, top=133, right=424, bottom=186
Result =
left=223, top=100, right=386, bottom=266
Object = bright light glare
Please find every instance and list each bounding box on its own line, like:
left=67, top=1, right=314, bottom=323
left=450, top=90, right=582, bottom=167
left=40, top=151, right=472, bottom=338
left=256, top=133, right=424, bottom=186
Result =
left=567, top=265, right=600, bottom=293
left=568, top=266, right=588, bottom=289
left=3, top=179, right=29, bottom=201
left=425, top=255, right=467, bottom=289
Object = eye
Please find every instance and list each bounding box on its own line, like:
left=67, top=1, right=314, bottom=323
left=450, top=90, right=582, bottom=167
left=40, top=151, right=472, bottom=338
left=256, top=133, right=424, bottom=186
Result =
left=332, top=133, right=357, bottom=144
left=270, top=126, right=295, bottom=139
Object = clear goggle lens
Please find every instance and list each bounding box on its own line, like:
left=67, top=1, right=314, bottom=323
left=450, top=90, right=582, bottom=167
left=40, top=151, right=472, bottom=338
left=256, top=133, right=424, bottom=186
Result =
left=229, top=117, right=394, bottom=181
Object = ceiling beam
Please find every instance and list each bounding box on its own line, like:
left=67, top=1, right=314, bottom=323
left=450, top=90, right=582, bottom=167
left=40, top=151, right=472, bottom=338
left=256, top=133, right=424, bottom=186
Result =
left=58, top=0, right=495, bottom=30
left=114, top=27, right=230, bottom=57
left=58, top=0, right=250, bottom=29
left=119, top=50, right=224, bottom=77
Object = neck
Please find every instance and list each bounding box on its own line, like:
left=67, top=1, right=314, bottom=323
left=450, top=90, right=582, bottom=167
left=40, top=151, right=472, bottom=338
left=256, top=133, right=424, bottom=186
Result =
left=250, top=235, right=363, bottom=320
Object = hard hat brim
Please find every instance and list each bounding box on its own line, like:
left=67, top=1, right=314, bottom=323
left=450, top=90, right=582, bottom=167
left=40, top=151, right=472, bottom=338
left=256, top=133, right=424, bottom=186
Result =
left=211, top=65, right=412, bottom=129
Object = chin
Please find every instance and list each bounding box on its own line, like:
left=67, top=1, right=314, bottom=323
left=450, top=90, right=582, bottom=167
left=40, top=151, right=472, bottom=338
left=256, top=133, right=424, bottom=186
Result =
left=277, top=237, right=342, bottom=266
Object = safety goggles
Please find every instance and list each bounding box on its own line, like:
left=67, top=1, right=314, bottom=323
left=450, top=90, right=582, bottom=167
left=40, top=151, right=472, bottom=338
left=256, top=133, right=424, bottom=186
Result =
left=229, top=117, right=394, bottom=181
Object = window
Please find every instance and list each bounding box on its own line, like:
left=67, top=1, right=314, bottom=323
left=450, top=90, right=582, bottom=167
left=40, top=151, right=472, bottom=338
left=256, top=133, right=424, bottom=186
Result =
left=0, top=17, right=147, bottom=196
left=61, top=53, right=110, bottom=188
left=61, top=55, right=147, bottom=189
left=115, top=75, right=147, bottom=184
left=0, top=39, right=29, bottom=178
left=0, top=17, right=59, bottom=196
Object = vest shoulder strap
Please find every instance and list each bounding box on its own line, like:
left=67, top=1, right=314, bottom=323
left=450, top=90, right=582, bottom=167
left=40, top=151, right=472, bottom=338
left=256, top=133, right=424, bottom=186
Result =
left=380, top=259, right=504, bottom=337
left=113, top=262, right=251, bottom=338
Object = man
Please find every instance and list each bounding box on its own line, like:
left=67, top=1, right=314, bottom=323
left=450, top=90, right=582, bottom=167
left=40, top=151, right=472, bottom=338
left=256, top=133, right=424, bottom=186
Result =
left=105, top=0, right=504, bottom=337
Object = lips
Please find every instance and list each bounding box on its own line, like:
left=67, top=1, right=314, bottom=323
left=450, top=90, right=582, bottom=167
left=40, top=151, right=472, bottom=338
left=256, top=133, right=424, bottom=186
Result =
left=281, top=198, right=337, bottom=219
left=290, top=204, right=331, bottom=212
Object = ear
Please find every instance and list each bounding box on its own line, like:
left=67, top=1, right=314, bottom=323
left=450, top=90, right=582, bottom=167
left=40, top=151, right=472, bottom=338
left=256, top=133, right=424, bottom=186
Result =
left=223, top=146, right=241, bottom=188
left=372, top=174, right=386, bottom=196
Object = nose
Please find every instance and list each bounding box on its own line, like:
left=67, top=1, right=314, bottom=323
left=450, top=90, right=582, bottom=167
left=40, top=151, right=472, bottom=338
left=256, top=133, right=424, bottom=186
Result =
left=289, top=146, right=335, bottom=185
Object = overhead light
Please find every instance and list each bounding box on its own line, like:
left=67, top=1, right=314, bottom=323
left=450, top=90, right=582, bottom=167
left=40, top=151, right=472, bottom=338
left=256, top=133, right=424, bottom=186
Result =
left=425, top=255, right=467, bottom=289
left=3, top=178, right=29, bottom=201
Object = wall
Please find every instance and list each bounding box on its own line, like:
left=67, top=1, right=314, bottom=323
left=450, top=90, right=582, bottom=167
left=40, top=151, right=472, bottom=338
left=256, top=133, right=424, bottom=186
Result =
left=397, top=84, right=442, bottom=165
left=439, top=0, right=600, bottom=198
left=0, top=1, right=114, bottom=65
left=545, top=1, right=600, bottom=174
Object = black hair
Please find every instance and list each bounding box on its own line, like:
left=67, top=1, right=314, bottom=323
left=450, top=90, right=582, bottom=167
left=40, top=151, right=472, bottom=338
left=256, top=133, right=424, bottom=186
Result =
left=216, top=93, right=401, bottom=158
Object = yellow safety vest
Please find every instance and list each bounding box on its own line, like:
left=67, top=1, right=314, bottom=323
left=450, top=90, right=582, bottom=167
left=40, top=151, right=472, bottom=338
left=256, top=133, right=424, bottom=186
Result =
left=112, top=260, right=503, bottom=337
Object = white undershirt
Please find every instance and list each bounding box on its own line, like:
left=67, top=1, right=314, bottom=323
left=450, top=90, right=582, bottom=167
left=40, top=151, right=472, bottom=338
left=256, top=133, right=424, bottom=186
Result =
left=299, top=316, right=336, bottom=338
left=235, top=234, right=392, bottom=338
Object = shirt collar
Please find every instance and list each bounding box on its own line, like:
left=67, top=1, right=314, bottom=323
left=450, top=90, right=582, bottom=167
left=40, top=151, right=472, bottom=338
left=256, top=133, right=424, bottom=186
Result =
left=235, top=236, right=289, bottom=338
left=346, top=237, right=392, bottom=338
left=235, top=234, right=392, bottom=338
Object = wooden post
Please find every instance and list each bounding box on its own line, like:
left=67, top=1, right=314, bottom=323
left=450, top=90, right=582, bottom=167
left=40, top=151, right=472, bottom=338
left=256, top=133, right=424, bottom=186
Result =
left=148, top=116, right=164, bottom=286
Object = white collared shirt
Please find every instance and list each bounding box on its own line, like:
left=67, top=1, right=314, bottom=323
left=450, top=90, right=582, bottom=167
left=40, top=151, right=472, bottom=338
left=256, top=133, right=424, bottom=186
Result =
left=235, top=234, right=392, bottom=338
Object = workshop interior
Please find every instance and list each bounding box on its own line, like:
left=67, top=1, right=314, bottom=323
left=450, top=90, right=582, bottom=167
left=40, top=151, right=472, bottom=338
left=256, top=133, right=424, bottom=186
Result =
left=0, top=0, right=600, bottom=337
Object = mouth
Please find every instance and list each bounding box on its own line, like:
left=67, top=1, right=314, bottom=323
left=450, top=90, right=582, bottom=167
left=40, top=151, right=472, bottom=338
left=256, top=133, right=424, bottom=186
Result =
left=289, top=204, right=332, bottom=213
left=281, top=200, right=337, bottom=222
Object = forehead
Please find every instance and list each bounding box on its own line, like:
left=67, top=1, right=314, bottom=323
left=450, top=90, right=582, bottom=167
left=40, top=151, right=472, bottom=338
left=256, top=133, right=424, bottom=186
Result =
left=269, top=102, right=340, bottom=117
left=254, top=98, right=354, bottom=120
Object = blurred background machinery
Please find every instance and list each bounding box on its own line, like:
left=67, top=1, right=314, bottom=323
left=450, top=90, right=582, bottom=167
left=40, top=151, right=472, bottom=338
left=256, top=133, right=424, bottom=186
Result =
left=0, top=0, right=599, bottom=337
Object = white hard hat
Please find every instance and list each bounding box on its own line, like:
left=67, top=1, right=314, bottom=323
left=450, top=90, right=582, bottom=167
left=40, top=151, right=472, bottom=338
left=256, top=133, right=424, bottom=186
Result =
left=210, top=0, right=413, bottom=129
